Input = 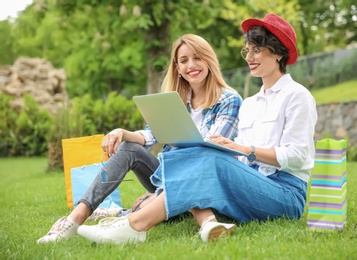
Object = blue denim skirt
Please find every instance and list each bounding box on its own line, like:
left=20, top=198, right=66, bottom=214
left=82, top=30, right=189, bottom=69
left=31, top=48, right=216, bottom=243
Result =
left=151, top=146, right=307, bottom=222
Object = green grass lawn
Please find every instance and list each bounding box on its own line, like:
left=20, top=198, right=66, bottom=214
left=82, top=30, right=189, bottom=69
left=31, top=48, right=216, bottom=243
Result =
left=0, top=157, right=356, bottom=259
left=310, top=80, right=357, bottom=104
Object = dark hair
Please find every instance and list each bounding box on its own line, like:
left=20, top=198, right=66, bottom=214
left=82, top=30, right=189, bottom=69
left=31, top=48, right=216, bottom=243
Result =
left=243, top=26, right=288, bottom=73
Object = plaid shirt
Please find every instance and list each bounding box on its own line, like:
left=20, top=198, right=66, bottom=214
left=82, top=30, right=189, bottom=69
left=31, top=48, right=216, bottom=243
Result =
left=137, top=88, right=242, bottom=151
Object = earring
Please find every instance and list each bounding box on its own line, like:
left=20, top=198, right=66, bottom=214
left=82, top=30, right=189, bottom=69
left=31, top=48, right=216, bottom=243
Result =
left=179, top=74, right=182, bottom=78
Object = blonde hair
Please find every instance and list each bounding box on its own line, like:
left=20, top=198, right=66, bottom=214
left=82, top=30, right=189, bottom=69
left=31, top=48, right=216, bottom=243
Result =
left=161, top=34, right=236, bottom=108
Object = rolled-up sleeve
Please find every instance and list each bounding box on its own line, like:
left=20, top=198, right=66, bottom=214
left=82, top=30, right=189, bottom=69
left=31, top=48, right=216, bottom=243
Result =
left=275, top=90, right=317, bottom=176
left=136, top=125, right=157, bottom=149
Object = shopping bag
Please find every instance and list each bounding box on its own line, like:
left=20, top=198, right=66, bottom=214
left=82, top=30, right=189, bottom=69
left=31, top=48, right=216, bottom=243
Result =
left=307, top=138, right=347, bottom=231
left=62, top=134, right=106, bottom=209
left=71, top=163, right=122, bottom=208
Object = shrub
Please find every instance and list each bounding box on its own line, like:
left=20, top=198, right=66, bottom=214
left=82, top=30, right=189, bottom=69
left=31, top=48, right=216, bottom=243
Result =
left=0, top=94, right=17, bottom=156
left=1, top=90, right=144, bottom=169
left=347, top=146, right=357, bottom=162
left=47, top=91, right=144, bottom=170
left=0, top=93, right=53, bottom=156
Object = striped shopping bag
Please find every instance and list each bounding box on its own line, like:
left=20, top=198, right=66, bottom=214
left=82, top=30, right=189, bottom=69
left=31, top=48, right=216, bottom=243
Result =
left=307, top=138, right=347, bottom=231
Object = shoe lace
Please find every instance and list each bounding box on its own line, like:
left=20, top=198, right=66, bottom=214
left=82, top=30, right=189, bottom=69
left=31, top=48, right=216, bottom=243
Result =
left=88, top=208, right=109, bottom=220
left=48, top=217, right=72, bottom=235
left=88, top=208, right=122, bottom=221
left=93, top=208, right=110, bottom=218
left=98, top=216, right=127, bottom=227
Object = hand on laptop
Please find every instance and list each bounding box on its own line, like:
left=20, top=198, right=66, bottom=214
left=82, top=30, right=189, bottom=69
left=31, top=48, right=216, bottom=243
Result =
left=208, top=135, right=242, bottom=153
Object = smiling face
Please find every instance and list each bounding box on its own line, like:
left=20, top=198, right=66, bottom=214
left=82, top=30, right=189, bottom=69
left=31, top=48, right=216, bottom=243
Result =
left=176, top=43, right=209, bottom=89
left=244, top=43, right=283, bottom=87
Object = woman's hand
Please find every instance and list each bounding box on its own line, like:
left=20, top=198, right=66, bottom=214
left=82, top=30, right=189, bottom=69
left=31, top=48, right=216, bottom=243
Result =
left=211, top=135, right=279, bottom=165
left=131, top=193, right=155, bottom=212
left=102, top=129, right=125, bottom=156
left=209, top=134, right=243, bottom=152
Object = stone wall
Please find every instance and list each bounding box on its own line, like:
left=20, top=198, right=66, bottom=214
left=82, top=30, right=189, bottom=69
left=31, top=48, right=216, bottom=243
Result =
left=315, top=101, right=357, bottom=148
left=0, top=57, right=68, bottom=114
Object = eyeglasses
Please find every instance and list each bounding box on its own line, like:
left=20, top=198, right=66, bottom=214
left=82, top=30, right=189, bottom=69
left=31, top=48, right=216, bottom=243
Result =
left=240, top=46, right=267, bottom=59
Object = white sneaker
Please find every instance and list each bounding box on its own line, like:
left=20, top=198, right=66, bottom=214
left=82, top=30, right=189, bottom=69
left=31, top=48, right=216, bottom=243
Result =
left=86, top=208, right=121, bottom=222
left=78, top=216, right=146, bottom=244
left=37, top=217, right=79, bottom=243
left=199, top=215, right=236, bottom=243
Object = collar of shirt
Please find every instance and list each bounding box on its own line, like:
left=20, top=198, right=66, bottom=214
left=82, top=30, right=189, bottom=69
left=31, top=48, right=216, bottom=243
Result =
left=257, top=74, right=293, bottom=99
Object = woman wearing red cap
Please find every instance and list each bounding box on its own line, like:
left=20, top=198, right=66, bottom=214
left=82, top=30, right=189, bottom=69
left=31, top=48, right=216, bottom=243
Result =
left=77, top=14, right=318, bottom=244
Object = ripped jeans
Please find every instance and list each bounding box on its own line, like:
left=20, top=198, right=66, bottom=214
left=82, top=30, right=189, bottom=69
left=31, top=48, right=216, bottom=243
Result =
left=78, top=142, right=160, bottom=214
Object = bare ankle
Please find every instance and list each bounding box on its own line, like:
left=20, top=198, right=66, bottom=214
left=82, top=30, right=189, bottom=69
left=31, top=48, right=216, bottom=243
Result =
left=128, top=216, right=146, bottom=232
left=69, top=203, right=90, bottom=225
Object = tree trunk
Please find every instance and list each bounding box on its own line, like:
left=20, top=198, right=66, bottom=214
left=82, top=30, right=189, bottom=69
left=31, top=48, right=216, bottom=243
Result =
left=144, top=8, right=171, bottom=94
left=146, top=65, right=163, bottom=94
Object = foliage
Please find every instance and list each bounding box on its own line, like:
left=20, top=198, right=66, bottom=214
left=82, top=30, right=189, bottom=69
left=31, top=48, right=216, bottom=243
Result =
left=8, top=1, right=149, bottom=98
left=0, top=90, right=143, bottom=169
left=0, top=20, right=16, bottom=65
left=335, top=48, right=357, bottom=83
left=347, top=146, right=357, bottom=162
left=298, top=0, right=357, bottom=55
left=15, top=95, right=53, bottom=156
left=0, top=0, right=299, bottom=99
left=1, top=1, right=356, bottom=161
left=0, top=94, right=53, bottom=156
left=92, top=91, right=143, bottom=133
left=47, top=91, right=144, bottom=170
left=68, top=91, right=143, bottom=136
left=1, top=158, right=356, bottom=259
left=1, top=0, right=355, bottom=99
left=0, top=94, right=18, bottom=156
left=289, top=48, right=357, bottom=90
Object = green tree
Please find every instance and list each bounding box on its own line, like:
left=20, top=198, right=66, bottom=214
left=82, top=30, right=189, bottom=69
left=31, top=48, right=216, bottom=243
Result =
left=298, top=0, right=357, bottom=55
left=6, top=0, right=354, bottom=99
left=0, top=20, right=16, bottom=65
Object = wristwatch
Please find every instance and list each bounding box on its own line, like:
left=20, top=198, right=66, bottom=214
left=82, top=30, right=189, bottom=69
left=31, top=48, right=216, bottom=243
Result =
left=247, top=145, right=256, bottom=162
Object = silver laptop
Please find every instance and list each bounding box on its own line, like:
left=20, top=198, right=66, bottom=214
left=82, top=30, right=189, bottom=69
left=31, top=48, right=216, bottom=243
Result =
left=133, top=91, right=246, bottom=156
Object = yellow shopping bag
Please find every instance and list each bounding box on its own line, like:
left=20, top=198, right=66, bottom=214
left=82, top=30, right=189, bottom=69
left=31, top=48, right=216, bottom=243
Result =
left=62, top=134, right=105, bottom=209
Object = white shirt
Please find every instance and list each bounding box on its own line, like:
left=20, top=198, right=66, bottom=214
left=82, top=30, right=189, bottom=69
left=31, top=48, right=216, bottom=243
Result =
left=235, top=74, right=318, bottom=182
left=191, top=106, right=206, bottom=136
